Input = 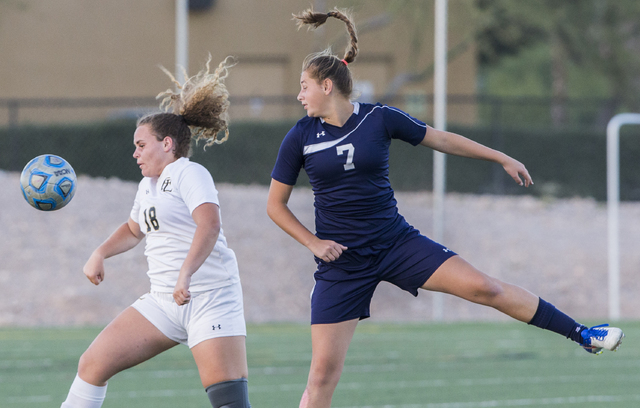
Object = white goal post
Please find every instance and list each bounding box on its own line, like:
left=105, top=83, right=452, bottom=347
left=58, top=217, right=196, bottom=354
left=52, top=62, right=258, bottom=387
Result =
left=607, top=113, right=640, bottom=321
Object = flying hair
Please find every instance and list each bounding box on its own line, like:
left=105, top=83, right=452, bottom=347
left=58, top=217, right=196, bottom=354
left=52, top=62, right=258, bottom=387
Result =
left=293, top=7, right=358, bottom=63
left=292, top=7, right=358, bottom=98
left=156, top=54, right=237, bottom=148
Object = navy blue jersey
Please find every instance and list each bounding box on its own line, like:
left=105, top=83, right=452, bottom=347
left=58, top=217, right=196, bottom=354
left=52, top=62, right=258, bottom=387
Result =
left=271, top=102, right=427, bottom=250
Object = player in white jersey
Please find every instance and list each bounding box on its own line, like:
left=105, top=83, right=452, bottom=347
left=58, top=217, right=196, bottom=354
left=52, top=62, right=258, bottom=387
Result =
left=61, top=56, right=251, bottom=408
left=131, top=157, right=240, bottom=293
left=267, top=8, right=624, bottom=408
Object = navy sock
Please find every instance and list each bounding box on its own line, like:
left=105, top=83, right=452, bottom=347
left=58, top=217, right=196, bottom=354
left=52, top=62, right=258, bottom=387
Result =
left=528, top=298, right=586, bottom=344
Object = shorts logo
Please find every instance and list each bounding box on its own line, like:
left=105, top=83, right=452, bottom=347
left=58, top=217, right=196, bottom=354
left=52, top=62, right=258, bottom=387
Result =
left=442, top=247, right=451, bottom=253
left=212, top=324, right=222, bottom=330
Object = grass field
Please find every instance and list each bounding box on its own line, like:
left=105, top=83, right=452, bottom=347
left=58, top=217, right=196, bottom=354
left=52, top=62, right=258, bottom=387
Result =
left=1, top=321, right=638, bottom=407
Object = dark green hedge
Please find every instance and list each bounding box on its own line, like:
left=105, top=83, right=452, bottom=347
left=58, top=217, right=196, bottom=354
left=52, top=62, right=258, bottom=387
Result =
left=2, top=120, right=639, bottom=200
left=388, top=125, right=640, bottom=201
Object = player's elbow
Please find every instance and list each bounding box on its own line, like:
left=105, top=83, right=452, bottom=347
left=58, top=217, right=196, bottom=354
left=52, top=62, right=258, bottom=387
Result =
left=266, top=201, right=278, bottom=222
left=267, top=198, right=289, bottom=225
left=266, top=195, right=281, bottom=221
left=207, top=219, right=221, bottom=238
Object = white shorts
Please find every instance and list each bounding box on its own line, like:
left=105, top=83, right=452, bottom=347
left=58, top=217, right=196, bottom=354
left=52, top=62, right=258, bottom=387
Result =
left=131, top=282, right=246, bottom=348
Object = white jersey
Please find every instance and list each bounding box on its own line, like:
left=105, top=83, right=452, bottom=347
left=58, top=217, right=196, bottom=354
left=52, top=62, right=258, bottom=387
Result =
left=130, top=157, right=240, bottom=293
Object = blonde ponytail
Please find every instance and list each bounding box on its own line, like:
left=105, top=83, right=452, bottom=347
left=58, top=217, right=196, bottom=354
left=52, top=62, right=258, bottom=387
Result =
left=293, top=8, right=358, bottom=98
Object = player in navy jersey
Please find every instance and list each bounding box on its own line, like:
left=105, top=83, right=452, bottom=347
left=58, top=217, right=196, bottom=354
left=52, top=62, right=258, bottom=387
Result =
left=60, top=56, right=251, bottom=408
left=267, top=8, right=624, bottom=408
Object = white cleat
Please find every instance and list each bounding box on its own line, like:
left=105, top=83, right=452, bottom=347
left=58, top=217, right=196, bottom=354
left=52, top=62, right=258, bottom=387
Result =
left=581, top=324, right=624, bottom=355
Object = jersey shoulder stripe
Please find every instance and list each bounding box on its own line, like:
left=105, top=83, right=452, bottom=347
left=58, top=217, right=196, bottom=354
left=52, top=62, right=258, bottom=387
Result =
left=303, top=104, right=380, bottom=156
left=302, top=104, right=425, bottom=156
left=385, top=106, right=427, bottom=129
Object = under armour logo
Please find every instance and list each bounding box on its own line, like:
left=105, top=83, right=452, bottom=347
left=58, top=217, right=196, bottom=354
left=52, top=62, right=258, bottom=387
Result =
left=443, top=248, right=451, bottom=253
left=317, top=131, right=325, bottom=138
left=212, top=324, right=222, bottom=330
left=145, top=189, right=150, bottom=194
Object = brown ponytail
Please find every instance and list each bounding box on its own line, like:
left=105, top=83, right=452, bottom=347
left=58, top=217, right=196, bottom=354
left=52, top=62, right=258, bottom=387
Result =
left=293, top=7, right=358, bottom=98
left=137, top=55, right=236, bottom=158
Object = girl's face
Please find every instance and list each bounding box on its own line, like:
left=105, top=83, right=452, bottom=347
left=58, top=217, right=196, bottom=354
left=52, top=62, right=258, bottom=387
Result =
left=297, top=70, right=329, bottom=118
left=132, top=124, right=174, bottom=178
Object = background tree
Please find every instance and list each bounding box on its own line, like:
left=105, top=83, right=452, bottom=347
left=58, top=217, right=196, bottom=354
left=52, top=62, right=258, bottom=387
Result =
left=341, top=0, right=640, bottom=126
left=477, top=0, right=640, bottom=125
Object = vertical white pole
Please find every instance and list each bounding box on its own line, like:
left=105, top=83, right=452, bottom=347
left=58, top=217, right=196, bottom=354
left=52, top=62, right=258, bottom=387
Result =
left=313, top=0, right=327, bottom=48
left=175, top=0, right=189, bottom=85
left=606, top=113, right=640, bottom=321
left=432, top=0, right=448, bottom=321
left=607, top=117, right=620, bottom=321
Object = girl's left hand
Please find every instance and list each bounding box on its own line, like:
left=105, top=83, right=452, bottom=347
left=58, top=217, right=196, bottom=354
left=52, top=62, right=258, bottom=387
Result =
left=173, top=274, right=192, bottom=305
left=503, top=157, right=533, bottom=187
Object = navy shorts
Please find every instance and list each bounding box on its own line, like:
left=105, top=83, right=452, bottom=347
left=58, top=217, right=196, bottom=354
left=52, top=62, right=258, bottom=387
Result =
left=310, top=229, right=457, bottom=324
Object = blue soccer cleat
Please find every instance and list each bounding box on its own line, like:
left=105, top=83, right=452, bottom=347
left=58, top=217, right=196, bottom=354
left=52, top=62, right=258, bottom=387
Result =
left=580, top=324, right=624, bottom=355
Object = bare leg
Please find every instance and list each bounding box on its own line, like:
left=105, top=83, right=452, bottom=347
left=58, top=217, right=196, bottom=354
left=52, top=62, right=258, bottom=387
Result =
left=78, top=307, right=178, bottom=386
left=191, top=335, right=249, bottom=388
left=421, top=255, right=539, bottom=322
left=300, top=319, right=359, bottom=408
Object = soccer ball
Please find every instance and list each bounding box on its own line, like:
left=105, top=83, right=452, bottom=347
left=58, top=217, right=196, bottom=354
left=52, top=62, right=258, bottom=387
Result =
left=20, top=154, right=77, bottom=211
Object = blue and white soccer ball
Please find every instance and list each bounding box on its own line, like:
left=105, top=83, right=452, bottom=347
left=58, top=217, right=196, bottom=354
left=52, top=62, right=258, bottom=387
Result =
left=20, top=154, right=77, bottom=211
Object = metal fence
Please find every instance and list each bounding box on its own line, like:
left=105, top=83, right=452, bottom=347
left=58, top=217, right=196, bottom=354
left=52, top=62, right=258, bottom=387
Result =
left=0, top=94, right=621, bottom=131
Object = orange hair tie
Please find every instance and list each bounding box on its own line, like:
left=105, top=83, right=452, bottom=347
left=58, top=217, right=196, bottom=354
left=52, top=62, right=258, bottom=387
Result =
left=340, top=59, right=348, bottom=66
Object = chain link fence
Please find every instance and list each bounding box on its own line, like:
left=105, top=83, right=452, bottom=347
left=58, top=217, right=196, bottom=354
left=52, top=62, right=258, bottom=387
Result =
left=0, top=94, right=621, bottom=130
left=2, top=94, right=638, bottom=200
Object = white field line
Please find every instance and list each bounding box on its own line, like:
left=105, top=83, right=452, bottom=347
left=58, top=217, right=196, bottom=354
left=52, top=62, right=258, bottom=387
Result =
left=5, top=372, right=640, bottom=404
left=7, top=393, right=640, bottom=407
left=335, top=394, right=640, bottom=408
left=248, top=373, right=640, bottom=393
left=4, top=396, right=53, bottom=404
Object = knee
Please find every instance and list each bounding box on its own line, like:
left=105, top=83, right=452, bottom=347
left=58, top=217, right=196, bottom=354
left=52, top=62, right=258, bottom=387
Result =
left=77, top=350, right=92, bottom=377
left=307, top=359, right=343, bottom=390
left=77, top=350, right=109, bottom=385
left=471, top=275, right=504, bottom=303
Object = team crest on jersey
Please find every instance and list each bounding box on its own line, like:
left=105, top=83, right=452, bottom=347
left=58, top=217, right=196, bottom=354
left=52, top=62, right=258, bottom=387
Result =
left=161, top=177, right=172, bottom=192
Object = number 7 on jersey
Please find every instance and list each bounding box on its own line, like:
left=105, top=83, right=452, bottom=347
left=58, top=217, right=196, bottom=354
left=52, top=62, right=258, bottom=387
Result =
left=336, top=143, right=355, bottom=171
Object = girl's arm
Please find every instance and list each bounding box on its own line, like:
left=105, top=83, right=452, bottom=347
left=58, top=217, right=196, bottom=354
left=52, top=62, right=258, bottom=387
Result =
left=420, top=127, right=533, bottom=187
left=173, top=202, right=221, bottom=305
left=83, top=218, right=144, bottom=285
left=267, top=178, right=347, bottom=262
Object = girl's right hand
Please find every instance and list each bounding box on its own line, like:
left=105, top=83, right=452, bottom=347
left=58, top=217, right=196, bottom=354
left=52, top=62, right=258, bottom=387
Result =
left=83, top=252, right=105, bottom=285
left=173, top=273, right=192, bottom=306
left=308, top=239, right=348, bottom=262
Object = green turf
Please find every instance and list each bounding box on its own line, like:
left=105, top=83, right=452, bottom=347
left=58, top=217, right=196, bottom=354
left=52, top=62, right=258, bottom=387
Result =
left=1, top=321, right=637, bottom=407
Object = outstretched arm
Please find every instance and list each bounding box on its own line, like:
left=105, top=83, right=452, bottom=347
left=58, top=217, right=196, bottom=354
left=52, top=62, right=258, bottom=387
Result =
left=83, top=218, right=144, bottom=285
left=267, top=178, right=347, bottom=262
left=420, top=127, right=533, bottom=187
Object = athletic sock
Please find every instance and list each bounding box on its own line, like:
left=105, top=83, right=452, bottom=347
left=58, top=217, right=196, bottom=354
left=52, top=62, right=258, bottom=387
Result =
left=60, top=373, right=107, bottom=408
left=527, top=298, right=586, bottom=344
